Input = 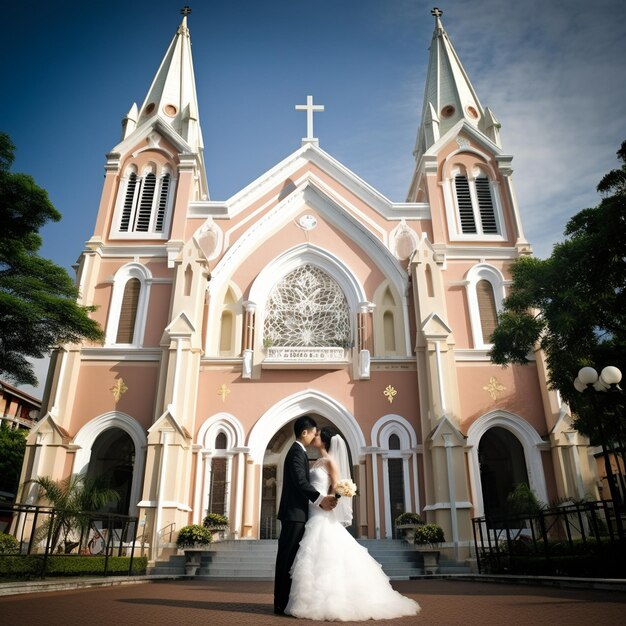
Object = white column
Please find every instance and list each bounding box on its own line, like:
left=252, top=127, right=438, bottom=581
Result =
left=402, top=456, right=412, bottom=512
left=234, top=450, right=246, bottom=539
left=192, top=445, right=204, bottom=525
left=201, top=452, right=213, bottom=519
left=370, top=448, right=381, bottom=539
left=443, top=434, right=459, bottom=559
left=381, top=455, right=391, bottom=538
left=224, top=455, right=232, bottom=522
left=153, top=430, right=170, bottom=559
left=434, top=341, right=446, bottom=414
left=243, top=454, right=256, bottom=537
left=412, top=452, right=421, bottom=513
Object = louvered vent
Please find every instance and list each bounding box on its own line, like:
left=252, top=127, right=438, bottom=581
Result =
left=135, top=173, right=156, bottom=232
left=119, top=173, right=137, bottom=232
left=154, top=174, right=170, bottom=232
left=455, top=175, right=476, bottom=233
left=476, top=177, right=498, bottom=233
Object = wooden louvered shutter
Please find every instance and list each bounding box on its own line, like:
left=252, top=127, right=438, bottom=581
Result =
left=475, top=177, right=498, bottom=233
left=477, top=279, right=497, bottom=343
left=135, top=173, right=156, bottom=231
left=119, top=173, right=137, bottom=232
left=116, top=278, right=141, bottom=343
left=154, top=174, right=170, bottom=232
left=455, top=175, right=477, bottom=233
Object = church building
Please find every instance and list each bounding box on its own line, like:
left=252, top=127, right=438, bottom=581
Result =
left=20, top=8, right=598, bottom=561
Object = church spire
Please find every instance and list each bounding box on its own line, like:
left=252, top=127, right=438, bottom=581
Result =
left=413, top=8, right=501, bottom=163
left=134, top=7, right=204, bottom=153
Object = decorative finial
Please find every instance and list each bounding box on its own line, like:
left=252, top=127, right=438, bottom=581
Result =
left=181, top=6, right=192, bottom=17
left=431, top=7, right=443, bottom=19
left=295, top=95, right=325, bottom=146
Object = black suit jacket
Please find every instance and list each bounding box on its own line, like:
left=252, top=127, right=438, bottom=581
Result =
left=277, top=442, right=321, bottom=523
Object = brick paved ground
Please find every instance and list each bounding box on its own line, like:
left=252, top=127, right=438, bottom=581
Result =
left=1, top=579, right=625, bottom=626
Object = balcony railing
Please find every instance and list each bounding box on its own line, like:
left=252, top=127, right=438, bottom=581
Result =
left=265, top=346, right=348, bottom=363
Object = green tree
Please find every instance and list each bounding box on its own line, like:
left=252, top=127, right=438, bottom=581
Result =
left=0, top=423, right=27, bottom=496
left=0, top=132, right=103, bottom=386
left=490, top=140, right=626, bottom=440
left=28, top=474, right=120, bottom=553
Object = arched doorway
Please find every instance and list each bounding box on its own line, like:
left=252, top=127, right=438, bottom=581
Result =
left=260, top=415, right=357, bottom=539
left=86, top=428, right=135, bottom=515
left=478, top=426, right=529, bottom=521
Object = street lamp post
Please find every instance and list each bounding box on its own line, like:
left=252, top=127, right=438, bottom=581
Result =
left=574, top=365, right=624, bottom=537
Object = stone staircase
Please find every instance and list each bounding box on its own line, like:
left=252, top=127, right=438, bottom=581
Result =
left=149, top=539, right=472, bottom=580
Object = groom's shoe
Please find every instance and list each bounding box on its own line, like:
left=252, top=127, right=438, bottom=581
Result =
left=274, top=606, right=285, bottom=616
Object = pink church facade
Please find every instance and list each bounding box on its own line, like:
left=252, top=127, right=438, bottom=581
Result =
left=20, top=11, right=597, bottom=561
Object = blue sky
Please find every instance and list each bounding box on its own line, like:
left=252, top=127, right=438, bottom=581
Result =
left=4, top=0, right=626, bottom=396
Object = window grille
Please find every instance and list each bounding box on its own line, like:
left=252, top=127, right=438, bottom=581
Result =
left=263, top=264, right=351, bottom=347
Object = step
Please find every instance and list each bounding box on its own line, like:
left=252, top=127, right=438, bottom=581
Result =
left=148, top=539, right=471, bottom=580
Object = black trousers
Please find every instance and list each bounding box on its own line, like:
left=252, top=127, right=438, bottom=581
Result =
left=274, top=520, right=306, bottom=612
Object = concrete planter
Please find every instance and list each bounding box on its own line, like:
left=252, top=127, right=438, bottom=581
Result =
left=183, top=547, right=209, bottom=576
left=415, top=547, right=440, bottom=575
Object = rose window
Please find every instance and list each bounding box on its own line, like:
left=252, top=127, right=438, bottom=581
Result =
left=263, top=265, right=351, bottom=347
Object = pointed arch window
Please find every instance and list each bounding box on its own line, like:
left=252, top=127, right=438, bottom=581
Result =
left=116, top=278, right=141, bottom=344
left=112, top=165, right=175, bottom=238
left=465, top=264, right=506, bottom=349
left=105, top=263, right=152, bottom=347
left=217, top=286, right=240, bottom=357
left=373, top=284, right=404, bottom=357
left=476, top=279, right=498, bottom=343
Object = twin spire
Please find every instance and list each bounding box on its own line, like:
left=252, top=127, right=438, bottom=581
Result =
left=413, top=7, right=501, bottom=163
left=120, top=8, right=500, bottom=186
left=121, top=6, right=203, bottom=154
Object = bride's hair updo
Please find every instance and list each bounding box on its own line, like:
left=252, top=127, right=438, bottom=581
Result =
left=320, top=427, right=335, bottom=452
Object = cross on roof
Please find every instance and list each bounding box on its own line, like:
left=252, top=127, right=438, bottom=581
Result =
left=295, top=95, right=325, bottom=145
left=181, top=6, right=192, bottom=17
left=431, top=7, right=443, bottom=19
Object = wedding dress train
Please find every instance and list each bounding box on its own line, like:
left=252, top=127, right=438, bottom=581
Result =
left=285, top=465, right=420, bottom=621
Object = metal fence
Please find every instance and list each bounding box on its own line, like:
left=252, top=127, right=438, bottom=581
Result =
left=0, top=502, right=140, bottom=578
left=472, top=499, right=626, bottom=577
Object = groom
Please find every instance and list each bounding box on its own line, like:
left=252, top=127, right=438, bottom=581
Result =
left=273, top=415, right=337, bottom=615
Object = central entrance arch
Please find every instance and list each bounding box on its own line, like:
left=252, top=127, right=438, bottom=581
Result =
left=248, top=390, right=366, bottom=539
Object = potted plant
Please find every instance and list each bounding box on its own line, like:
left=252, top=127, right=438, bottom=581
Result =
left=394, top=512, right=424, bottom=543
left=177, top=524, right=213, bottom=575
left=203, top=513, right=229, bottom=540
left=414, top=523, right=445, bottom=575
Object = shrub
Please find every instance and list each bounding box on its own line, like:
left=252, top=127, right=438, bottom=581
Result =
left=203, top=513, right=229, bottom=528
left=0, top=555, right=147, bottom=578
left=176, top=524, right=213, bottom=548
left=414, top=523, right=445, bottom=546
left=0, top=532, right=20, bottom=554
left=395, top=512, right=423, bottom=526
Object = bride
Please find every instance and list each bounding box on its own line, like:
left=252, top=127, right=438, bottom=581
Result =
left=285, top=427, right=420, bottom=621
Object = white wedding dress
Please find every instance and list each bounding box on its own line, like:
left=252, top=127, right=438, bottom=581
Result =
left=286, top=465, right=420, bottom=621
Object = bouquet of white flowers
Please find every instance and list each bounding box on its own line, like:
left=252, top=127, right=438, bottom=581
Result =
left=334, top=478, right=357, bottom=498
